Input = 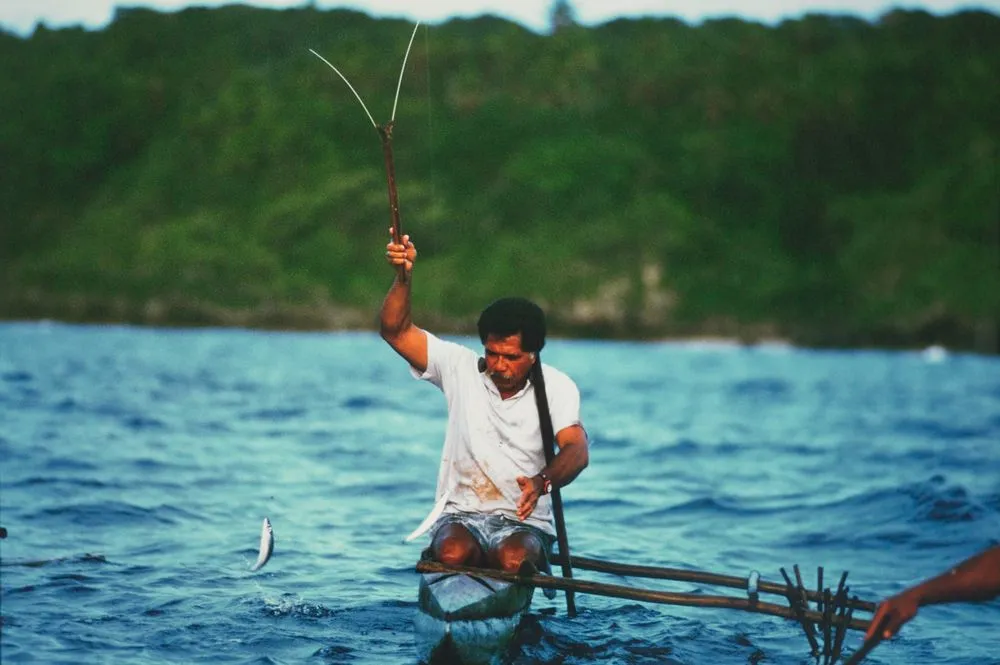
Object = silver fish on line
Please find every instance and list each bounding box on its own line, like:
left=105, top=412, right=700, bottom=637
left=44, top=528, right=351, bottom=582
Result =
left=250, top=517, right=274, bottom=572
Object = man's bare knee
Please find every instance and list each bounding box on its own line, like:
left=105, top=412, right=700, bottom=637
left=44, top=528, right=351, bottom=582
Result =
left=437, top=540, right=475, bottom=565
left=496, top=549, right=528, bottom=573
left=492, top=533, right=543, bottom=573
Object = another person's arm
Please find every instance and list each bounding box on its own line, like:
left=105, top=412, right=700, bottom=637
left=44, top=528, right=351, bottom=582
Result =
left=380, top=229, right=428, bottom=372
left=866, top=545, right=1000, bottom=640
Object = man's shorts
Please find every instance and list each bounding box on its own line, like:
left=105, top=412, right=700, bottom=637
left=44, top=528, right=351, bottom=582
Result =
left=431, top=511, right=555, bottom=561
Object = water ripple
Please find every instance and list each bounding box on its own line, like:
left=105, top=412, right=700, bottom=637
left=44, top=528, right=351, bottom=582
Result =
left=26, top=501, right=190, bottom=527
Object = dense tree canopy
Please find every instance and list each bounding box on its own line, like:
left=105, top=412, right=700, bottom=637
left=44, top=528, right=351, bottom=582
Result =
left=1, top=5, right=997, bottom=352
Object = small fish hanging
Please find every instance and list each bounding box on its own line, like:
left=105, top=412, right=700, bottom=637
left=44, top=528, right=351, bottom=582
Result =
left=250, top=517, right=274, bottom=572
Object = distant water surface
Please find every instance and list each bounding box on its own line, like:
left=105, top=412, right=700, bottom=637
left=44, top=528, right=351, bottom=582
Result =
left=1, top=322, right=998, bottom=664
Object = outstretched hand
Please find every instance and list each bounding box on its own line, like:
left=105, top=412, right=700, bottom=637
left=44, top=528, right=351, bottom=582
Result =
left=385, top=227, right=416, bottom=275
left=515, top=475, right=543, bottom=521
left=865, top=589, right=922, bottom=641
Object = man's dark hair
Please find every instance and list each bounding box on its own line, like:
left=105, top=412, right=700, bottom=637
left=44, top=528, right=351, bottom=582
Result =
left=477, top=297, right=547, bottom=352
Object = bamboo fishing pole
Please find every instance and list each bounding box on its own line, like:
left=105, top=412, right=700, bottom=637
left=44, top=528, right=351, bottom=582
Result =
left=310, top=22, right=421, bottom=283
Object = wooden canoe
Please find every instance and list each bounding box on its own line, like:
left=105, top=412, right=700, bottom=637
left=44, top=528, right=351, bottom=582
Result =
left=414, top=570, right=534, bottom=665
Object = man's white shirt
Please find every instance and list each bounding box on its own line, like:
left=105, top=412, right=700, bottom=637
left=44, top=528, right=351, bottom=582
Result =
left=411, top=332, right=582, bottom=535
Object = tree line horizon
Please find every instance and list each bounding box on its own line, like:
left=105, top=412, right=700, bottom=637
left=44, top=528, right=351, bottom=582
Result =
left=1, top=3, right=997, bottom=353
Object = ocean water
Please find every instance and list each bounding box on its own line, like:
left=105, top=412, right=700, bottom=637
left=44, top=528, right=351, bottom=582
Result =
left=1, top=321, right=998, bottom=665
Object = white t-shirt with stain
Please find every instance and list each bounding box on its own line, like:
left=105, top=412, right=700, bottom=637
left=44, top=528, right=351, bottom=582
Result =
left=411, top=332, right=582, bottom=536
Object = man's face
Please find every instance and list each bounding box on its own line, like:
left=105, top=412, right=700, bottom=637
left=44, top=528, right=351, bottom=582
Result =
left=483, top=333, right=534, bottom=394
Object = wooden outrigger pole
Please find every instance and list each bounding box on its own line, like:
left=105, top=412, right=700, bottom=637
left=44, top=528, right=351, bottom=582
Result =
left=532, top=360, right=577, bottom=616
left=416, top=557, right=878, bottom=665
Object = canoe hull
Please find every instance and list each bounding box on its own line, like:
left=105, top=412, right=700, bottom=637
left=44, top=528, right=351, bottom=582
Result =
left=415, top=571, right=534, bottom=665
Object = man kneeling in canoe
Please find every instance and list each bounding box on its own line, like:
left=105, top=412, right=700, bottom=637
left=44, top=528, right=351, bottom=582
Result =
left=381, top=229, right=590, bottom=573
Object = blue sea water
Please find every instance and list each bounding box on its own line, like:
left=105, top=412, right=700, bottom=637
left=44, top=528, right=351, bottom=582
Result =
left=1, top=321, right=998, bottom=665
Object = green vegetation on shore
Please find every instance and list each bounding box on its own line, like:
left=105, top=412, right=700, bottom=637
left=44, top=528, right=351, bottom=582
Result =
left=2, top=4, right=998, bottom=352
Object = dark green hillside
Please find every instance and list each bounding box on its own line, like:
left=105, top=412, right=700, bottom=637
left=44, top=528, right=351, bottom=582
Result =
left=2, top=5, right=997, bottom=352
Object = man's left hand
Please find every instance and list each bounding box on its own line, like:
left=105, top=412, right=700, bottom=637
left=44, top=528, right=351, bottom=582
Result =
left=515, top=475, right=543, bottom=521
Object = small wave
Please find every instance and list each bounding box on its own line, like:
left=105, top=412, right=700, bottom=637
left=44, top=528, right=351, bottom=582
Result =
left=10, top=476, right=114, bottom=490
left=783, top=477, right=997, bottom=549
left=729, top=378, right=792, bottom=400
left=27, top=501, right=191, bottom=528
left=190, top=420, right=234, bottom=434
left=52, top=397, right=81, bottom=413
left=1, top=553, right=109, bottom=569
left=260, top=596, right=417, bottom=624
left=641, top=495, right=806, bottom=519
left=312, top=644, right=356, bottom=659
left=122, top=415, right=167, bottom=431
left=982, top=491, right=1000, bottom=513
left=131, top=457, right=170, bottom=471
left=892, top=417, right=990, bottom=441
left=44, top=576, right=101, bottom=595
left=638, top=438, right=704, bottom=463
left=634, top=497, right=733, bottom=523
left=49, top=572, right=95, bottom=582
left=669, top=438, right=701, bottom=454
left=564, top=497, right=643, bottom=513
left=42, top=457, right=99, bottom=472
left=626, top=378, right=670, bottom=391
left=523, top=604, right=689, bottom=664
left=155, top=503, right=205, bottom=522
left=341, top=396, right=379, bottom=410
left=376, top=564, right=420, bottom=576
left=242, top=407, right=307, bottom=421
left=905, top=479, right=989, bottom=523
left=0, top=385, right=42, bottom=406
left=261, top=594, right=338, bottom=619
left=142, top=598, right=185, bottom=617
left=2, top=370, right=33, bottom=382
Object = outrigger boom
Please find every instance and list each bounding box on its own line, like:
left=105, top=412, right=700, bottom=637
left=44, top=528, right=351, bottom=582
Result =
left=416, top=556, right=877, bottom=665
left=553, top=553, right=876, bottom=612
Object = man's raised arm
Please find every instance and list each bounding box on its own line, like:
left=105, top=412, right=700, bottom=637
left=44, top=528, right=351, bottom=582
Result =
left=380, top=230, right=427, bottom=373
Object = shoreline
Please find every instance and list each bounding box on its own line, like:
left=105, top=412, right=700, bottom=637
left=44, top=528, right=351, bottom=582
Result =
left=2, top=292, right=995, bottom=356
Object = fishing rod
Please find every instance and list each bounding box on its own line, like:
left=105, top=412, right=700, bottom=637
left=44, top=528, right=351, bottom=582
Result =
left=309, top=22, right=421, bottom=283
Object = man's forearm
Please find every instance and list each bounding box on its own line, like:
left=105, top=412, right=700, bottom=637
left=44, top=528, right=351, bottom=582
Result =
left=917, top=545, right=1000, bottom=606
left=544, top=440, right=588, bottom=490
left=380, top=275, right=412, bottom=340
